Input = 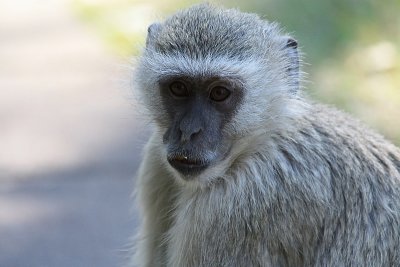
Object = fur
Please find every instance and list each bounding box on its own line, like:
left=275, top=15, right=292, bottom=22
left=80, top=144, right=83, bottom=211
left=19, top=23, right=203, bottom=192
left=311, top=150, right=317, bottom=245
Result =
left=131, top=4, right=400, bottom=267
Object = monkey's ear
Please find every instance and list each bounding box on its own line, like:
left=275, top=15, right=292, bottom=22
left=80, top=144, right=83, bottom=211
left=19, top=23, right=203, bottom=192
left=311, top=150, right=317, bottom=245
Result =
left=146, top=23, right=162, bottom=47
left=284, top=37, right=300, bottom=93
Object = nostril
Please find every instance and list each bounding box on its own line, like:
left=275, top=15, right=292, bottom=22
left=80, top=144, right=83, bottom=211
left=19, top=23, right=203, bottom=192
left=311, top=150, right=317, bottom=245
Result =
left=180, top=127, right=202, bottom=142
left=190, top=128, right=201, bottom=140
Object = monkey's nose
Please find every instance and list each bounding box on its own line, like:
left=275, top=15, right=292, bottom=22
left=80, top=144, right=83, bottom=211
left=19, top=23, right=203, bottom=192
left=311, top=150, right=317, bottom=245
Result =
left=179, top=113, right=203, bottom=142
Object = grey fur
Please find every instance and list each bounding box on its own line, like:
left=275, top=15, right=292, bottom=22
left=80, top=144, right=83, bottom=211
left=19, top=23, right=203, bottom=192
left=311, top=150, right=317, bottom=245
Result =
left=132, top=4, right=400, bottom=267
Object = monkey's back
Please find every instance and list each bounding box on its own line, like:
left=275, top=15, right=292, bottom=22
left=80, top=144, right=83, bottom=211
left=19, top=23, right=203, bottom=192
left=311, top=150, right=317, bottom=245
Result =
left=305, top=104, right=400, bottom=183
left=274, top=103, right=400, bottom=265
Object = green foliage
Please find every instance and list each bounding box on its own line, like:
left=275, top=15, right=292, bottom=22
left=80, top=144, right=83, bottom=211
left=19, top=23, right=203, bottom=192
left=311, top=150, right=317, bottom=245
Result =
left=71, top=0, right=199, bottom=56
left=223, top=0, right=400, bottom=64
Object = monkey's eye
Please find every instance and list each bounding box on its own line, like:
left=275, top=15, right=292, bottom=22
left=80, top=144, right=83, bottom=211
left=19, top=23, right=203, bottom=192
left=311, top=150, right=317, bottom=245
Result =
left=169, top=81, right=189, bottom=97
left=209, top=86, right=231, bottom=102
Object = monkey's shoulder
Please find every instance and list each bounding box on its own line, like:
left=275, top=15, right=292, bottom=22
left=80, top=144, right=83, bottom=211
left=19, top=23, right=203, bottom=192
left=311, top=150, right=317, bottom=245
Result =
left=282, top=103, right=400, bottom=176
left=304, top=103, right=395, bottom=148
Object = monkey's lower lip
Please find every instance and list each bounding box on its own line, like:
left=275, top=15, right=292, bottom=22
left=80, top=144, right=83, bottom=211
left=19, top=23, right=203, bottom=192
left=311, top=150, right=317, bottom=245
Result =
left=167, top=155, right=209, bottom=176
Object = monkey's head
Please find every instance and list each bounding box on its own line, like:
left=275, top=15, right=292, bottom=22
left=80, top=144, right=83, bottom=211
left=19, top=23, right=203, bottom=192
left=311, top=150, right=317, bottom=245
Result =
left=135, top=4, right=303, bottom=185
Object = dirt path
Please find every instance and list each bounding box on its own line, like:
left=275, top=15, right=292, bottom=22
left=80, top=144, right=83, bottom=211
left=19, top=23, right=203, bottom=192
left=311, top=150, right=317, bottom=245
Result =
left=0, top=1, right=146, bottom=266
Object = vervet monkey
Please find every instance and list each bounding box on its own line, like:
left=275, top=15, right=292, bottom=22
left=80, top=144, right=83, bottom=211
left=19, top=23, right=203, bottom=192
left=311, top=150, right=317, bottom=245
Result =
left=132, top=4, right=400, bottom=267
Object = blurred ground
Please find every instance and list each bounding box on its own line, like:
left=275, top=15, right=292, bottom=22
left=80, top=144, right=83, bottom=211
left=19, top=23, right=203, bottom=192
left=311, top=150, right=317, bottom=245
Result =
left=0, top=1, right=147, bottom=266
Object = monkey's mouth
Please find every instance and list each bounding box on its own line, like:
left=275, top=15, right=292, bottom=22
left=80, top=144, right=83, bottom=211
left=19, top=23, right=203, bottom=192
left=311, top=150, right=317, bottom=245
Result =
left=167, top=154, right=209, bottom=176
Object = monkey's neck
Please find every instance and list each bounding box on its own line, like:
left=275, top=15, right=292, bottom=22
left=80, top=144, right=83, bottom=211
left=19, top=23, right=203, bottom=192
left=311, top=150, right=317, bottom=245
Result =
left=169, top=168, right=323, bottom=266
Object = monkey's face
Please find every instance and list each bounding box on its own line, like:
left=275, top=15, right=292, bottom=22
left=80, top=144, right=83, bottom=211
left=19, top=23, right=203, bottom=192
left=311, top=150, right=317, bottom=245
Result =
left=159, top=75, right=244, bottom=180
left=136, top=4, right=302, bottom=184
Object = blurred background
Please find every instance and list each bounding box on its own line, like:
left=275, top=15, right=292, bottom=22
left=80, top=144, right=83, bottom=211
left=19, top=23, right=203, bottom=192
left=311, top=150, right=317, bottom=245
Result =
left=0, top=0, right=399, bottom=266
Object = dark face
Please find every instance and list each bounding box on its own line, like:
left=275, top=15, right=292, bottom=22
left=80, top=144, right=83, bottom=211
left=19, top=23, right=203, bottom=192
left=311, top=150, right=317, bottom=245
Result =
left=159, top=75, right=243, bottom=179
